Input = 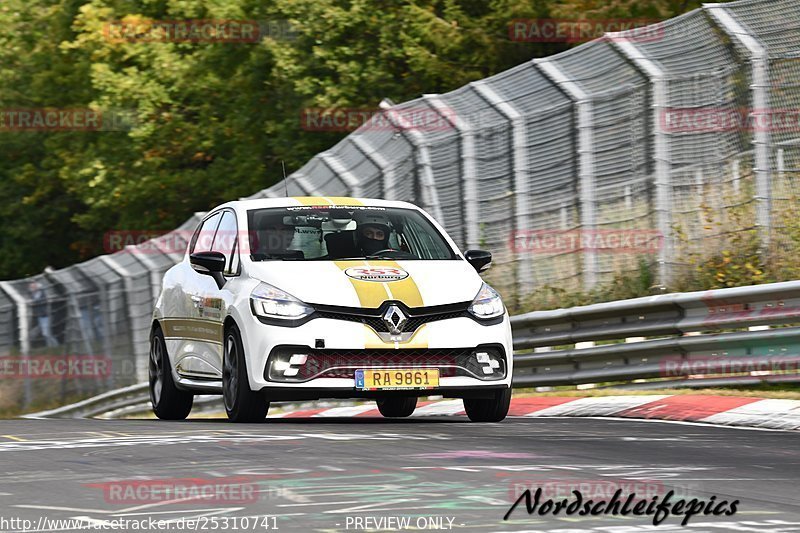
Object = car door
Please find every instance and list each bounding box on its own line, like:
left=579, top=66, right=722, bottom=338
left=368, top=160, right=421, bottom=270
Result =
left=168, top=210, right=224, bottom=380
left=184, top=209, right=240, bottom=380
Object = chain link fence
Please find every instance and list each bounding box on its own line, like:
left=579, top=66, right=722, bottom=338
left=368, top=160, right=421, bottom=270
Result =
left=0, top=216, right=201, bottom=411
left=1, top=0, right=799, bottom=410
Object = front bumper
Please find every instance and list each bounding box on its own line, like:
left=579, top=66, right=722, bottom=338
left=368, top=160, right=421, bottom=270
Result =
left=240, top=310, right=514, bottom=396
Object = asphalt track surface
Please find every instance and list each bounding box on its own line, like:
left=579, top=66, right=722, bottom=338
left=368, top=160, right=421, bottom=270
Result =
left=0, top=416, right=798, bottom=532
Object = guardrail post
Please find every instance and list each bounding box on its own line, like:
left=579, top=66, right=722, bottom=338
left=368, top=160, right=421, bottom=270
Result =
left=379, top=100, right=445, bottom=225
left=98, top=255, right=148, bottom=383
left=471, top=80, right=534, bottom=294
left=0, top=282, right=31, bottom=408
left=705, top=3, right=772, bottom=250
left=320, top=152, right=364, bottom=197
left=292, top=172, right=324, bottom=196
left=534, top=58, right=598, bottom=290
left=424, top=94, right=479, bottom=250
left=608, top=38, right=672, bottom=287
left=127, top=246, right=162, bottom=307
left=351, top=136, right=398, bottom=199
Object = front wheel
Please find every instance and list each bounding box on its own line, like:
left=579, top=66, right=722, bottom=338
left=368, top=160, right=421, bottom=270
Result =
left=149, top=327, right=193, bottom=420
left=376, top=396, right=417, bottom=418
left=463, top=388, right=511, bottom=422
left=223, top=324, right=269, bottom=422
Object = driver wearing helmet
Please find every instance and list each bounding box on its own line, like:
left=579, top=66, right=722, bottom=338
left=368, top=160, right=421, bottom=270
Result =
left=355, top=213, right=393, bottom=256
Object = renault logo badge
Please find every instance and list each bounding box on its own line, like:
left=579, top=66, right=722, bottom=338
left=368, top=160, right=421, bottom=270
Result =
left=382, top=305, right=408, bottom=335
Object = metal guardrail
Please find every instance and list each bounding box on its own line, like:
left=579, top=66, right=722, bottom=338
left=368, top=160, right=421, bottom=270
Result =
left=511, top=280, right=800, bottom=387
left=22, top=383, right=150, bottom=419
left=27, top=280, right=800, bottom=418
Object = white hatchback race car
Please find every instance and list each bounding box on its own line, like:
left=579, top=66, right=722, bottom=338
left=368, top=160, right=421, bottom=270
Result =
left=150, top=197, right=513, bottom=422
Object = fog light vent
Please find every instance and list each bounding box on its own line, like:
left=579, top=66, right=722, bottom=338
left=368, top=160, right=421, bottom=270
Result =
left=268, top=351, right=310, bottom=381
left=475, top=351, right=500, bottom=375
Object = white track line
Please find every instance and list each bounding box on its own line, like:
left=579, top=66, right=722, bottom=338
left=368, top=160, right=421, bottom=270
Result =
left=700, top=399, right=800, bottom=430
left=526, top=395, right=670, bottom=417
left=413, top=399, right=465, bottom=416
left=312, top=404, right=377, bottom=417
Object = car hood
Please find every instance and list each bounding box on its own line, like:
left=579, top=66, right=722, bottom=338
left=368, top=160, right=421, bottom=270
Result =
left=246, top=260, right=483, bottom=308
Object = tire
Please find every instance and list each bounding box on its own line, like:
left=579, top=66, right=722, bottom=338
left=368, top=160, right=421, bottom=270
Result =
left=463, top=388, right=511, bottom=422
left=223, top=324, right=269, bottom=422
left=376, top=396, right=417, bottom=418
left=149, top=326, right=193, bottom=420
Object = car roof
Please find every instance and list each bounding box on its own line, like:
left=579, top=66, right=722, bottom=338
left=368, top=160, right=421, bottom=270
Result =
left=214, top=196, right=422, bottom=212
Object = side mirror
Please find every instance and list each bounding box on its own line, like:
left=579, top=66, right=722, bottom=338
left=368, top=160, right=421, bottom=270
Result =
left=464, top=249, right=492, bottom=273
left=190, top=251, right=226, bottom=288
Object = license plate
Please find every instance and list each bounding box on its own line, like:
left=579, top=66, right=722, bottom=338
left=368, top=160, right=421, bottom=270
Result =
left=355, top=369, right=439, bottom=390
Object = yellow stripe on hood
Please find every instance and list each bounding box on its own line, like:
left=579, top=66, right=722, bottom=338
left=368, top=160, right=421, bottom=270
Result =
left=335, top=260, right=423, bottom=308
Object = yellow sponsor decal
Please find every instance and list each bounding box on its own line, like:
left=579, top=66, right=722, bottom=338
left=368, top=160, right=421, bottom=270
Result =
left=336, top=261, right=389, bottom=308
left=291, top=196, right=363, bottom=206
left=364, top=324, right=388, bottom=349
left=161, top=318, right=223, bottom=344
left=366, top=260, right=424, bottom=308
left=401, top=323, right=429, bottom=348
left=336, top=260, right=424, bottom=308
left=292, top=196, right=331, bottom=206
left=325, top=197, right=363, bottom=206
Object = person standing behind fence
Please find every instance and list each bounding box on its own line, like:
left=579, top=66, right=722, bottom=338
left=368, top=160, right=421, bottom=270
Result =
left=29, top=281, right=58, bottom=348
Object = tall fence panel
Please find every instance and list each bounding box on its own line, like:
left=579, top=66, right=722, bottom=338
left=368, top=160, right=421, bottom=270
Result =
left=716, top=0, right=800, bottom=262
left=477, top=63, right=578, bottom=296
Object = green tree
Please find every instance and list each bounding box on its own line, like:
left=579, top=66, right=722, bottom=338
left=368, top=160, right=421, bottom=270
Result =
left=0, top=0, right=714, bottom=279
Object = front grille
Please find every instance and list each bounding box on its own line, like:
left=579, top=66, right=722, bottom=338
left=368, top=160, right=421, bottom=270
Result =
left=265, top=345, right=507, bottom=383
left=313, top=301, right=471, bottom=334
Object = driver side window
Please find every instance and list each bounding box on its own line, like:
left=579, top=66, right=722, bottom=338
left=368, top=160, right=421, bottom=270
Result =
left=190, top=212, right=222, bottom=254
left=212, top=211, right=239, bottom=275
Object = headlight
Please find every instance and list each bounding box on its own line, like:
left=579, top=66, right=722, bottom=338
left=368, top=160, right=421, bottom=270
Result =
left=250, top=282, right=314, bottom=320
left=468, top=282, right=505, bottom=320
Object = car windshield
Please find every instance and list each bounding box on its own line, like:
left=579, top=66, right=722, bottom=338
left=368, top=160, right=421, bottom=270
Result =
left=246, top=205, right=457, bottom=261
